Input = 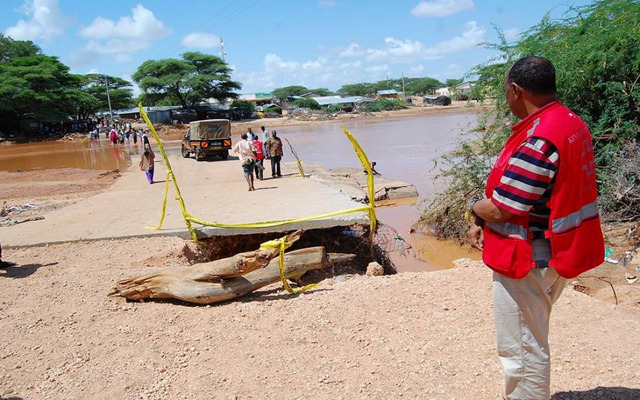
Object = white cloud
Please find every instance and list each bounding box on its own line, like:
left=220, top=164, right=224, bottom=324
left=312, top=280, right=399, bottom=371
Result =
left=353, top=21, right=485, bottom=64
left=408, top=64, right=425, bottom=75
left=79, top=4, right=170, bottom=40
left=503, top=28, right=520, bottom=41
left=4, top=0, right=72, bottom=41
left=181, top=32, right=221, bottom=49
left=425, top=21, right=485, bottom=56
left=72, top=5, right=170, bottom=69
left=411, top=0, right=474, bottom=17
left=339, top=61, right=363, bottom=69
left=366, top=38, right=424, bottom=63
left=338, top=43, right=367, bottom=58
left=264, top=53, right=301, bottom=74
left=319, top=0, right=337, bottom=8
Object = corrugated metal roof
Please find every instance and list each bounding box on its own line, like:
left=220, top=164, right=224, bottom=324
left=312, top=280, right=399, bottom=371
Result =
left=313, top=96, right=364, bottom=106
left=377, top=89, right=398, bottom=95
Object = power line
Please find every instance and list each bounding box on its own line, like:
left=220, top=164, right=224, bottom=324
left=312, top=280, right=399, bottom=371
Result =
left=158, top=0, right=260, bottom=60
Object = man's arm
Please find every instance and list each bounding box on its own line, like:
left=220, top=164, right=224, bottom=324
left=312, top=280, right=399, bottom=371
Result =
left=471, top=199, right=513, bottom=223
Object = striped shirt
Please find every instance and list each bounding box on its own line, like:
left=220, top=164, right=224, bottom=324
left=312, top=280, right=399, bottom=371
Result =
left=491, top=137, right=560, bottom=240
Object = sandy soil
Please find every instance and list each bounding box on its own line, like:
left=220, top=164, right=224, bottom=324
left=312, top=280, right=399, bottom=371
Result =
left=1, top=104, right=639, bottom=399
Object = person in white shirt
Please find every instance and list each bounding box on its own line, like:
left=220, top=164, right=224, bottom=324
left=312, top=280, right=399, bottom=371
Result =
left=232, top=133, right=256, bottom=191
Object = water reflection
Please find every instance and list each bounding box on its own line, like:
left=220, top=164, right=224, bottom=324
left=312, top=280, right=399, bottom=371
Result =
left=275, top=114, right=482, bottom=271
left=0, top=113, right=482, bottom=271
left=0, top=139, right=136, bottom=171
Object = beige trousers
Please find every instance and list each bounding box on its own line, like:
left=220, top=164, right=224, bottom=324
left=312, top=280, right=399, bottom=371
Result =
left=492, top=268, right=566, bottom=400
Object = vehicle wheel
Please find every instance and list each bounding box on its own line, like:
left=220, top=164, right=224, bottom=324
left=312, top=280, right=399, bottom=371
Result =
left=181, top=145, right=190, bottom=158
left=220, top=150, right=229, bottom=160
left=195, top=150, right=203, bottom=161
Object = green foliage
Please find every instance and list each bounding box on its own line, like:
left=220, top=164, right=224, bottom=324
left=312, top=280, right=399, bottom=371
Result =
left=0, top=35, right=85, bottom=131
left=76, top=74, right=134, bottom=119
left=132, top=52, right=240, bottom=108
left=308, top=88, right=334, bottom=96
left=337, top=83, right=376, bottom=96
left=337, top=77, right=444, bottom=97
left=230, top=100, right=255, bottom=119
left=362, top=98, right=408, bottom=112
left=420, top=0, right=640, bottom=237
left=272, top=85, right=308, bottom=101
left=326, top=104, right=343, bottom=113
left=292, top=98, right=321, bottom=109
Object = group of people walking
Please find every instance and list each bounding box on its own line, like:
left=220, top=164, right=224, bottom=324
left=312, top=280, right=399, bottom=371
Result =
left=233, top=125, right=283, bottom=191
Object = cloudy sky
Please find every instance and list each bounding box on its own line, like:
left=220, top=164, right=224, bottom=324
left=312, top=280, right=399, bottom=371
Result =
left=1, top=0, right=592, bottom=94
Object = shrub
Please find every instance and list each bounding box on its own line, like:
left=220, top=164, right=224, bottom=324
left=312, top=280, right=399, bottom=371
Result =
left=363, top=98, right=408, bottom=112
left=292, top=98, right=321, bottom=110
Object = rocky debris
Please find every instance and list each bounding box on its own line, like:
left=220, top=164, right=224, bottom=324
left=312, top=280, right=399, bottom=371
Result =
left=0, top=202, right=46, bottom=227
left=303, top=165, right=418, bottom=203
left=365, top=261, right=384, bottom=276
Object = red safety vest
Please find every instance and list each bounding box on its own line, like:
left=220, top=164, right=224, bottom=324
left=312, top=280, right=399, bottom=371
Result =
left=483, top=101, right=604, bottom=279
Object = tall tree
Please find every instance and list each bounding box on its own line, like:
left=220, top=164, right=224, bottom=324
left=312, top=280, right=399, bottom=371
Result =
left=83, top=74, right=133, bottom=111
left=0, top=35, right=80, bottom=129
left=132, top=52, right=241, bottom=108
left=337, top=83, right=376, bottom=96
left=271, top=85, right=308, bottom=102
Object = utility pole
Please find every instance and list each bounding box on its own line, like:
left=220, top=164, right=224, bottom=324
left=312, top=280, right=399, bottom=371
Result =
left=402, top=71, right=406, bottom=98
left=104, top=75, right=113, bottom=122
left=220, top=37, right=226, bottom=62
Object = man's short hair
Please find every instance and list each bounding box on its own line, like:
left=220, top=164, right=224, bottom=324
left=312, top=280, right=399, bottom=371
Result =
left=241, top=133, right=248, bottom=139
left=508, top=56, right=557, bottom=96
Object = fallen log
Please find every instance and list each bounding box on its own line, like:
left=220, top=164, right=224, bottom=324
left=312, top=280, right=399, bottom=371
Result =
left=109, top=246, right=350, bottom=304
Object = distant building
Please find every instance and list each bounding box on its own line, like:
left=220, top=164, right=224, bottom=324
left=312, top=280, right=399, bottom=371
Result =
left=455, top=82, right=475, bottom=95
left=376, top=89, right=399, bottom=99
left=239, top=93, right=273, bottom=106
left=435, top=87, right=450, bottom=96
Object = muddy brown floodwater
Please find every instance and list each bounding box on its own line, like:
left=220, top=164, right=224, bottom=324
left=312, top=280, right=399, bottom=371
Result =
left=0, top=113, right=481, bottom=272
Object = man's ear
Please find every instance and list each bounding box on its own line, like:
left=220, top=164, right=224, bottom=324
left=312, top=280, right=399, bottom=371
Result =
left=509, top=82, right=521, bottom=99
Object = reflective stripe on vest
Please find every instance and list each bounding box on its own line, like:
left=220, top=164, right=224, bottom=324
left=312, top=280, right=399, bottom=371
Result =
left=486, top=221, right=528, bottom=240
left=551, top=200, right=599, bottom=234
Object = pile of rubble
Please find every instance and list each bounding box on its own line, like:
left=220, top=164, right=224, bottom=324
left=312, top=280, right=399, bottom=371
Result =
left=0, top=202, right=46, bottom=227
left=288, top=108, right=334, bottom=121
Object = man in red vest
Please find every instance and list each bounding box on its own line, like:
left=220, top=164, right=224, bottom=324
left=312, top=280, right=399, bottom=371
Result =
left=468, top=56, right=604, bottom=399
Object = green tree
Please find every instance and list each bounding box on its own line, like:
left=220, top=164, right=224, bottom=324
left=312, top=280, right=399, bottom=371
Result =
left=132, top=52, right=240, bottom=108
left=70, top=74, right=133, bottom=119
left=272, top=85, right=308, bottom=102
left=230, top=100, right=255, bottom=120
left=308, top=87, right=334, bottom=96
left=403, top=77, right=444, bottom=95
left=419, top=0, right=640, bottom=237
left=0, top=35, right=81, bottom=130
left=292, top=98, right=320, bottom=109
left=337, top=83, right=376, bottom=96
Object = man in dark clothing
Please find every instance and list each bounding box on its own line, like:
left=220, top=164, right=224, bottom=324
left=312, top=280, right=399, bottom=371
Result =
left=265, top=130, right=283, bottom=178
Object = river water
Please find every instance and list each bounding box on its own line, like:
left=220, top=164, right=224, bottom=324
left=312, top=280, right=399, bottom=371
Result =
left=0, top=113, right=481, bottom=271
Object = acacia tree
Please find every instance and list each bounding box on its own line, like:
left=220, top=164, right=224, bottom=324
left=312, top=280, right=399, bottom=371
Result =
left=132, top=52, right=241, bottom=108
left=79, top=74, right=133, bottom=117
left=272, top=85, right=309, bottom=102
left=0, top=35, right=83, bottom=131
left=420, top=0, right=640, bottom=238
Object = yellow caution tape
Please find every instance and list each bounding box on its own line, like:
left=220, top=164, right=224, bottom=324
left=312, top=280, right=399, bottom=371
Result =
left=260, top=235, right=318, bottom=294
left=138, top=104, right=379, bottom=290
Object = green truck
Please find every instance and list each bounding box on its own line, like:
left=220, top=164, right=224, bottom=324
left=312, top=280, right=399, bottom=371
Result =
left=181, top=119, right=232, bottom=161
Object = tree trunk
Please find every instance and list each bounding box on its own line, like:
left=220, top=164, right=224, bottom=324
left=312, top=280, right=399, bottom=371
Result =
left=109, top=246, right=343, bottom=304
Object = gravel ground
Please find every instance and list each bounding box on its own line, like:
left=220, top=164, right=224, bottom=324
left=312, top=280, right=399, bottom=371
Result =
left=1, top=237, right=638, bottom=400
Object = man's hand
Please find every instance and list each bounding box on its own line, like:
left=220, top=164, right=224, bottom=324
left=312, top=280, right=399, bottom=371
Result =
left=468, top=221, right=484, bottom=250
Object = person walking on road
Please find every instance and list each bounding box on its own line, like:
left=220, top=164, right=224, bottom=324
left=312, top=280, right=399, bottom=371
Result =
left=467, top=56, right=604, bottom=400
left=233, top=133, right=256, bottom=191
left=261, top=125, right=271, bottom=157
left=139, top=143, right=155, bottom=184
left=252, top=137, right=266, bottom=181
left=265, top=130, right=283, bottom=178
